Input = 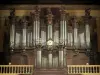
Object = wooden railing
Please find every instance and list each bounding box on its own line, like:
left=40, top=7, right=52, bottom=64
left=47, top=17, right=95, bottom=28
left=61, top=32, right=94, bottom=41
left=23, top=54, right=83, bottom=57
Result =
left=0, top=65, right=34, bottom=74
left=0, top=65, right=100, bottom=74
left=67, top=65, right=100, bottom=74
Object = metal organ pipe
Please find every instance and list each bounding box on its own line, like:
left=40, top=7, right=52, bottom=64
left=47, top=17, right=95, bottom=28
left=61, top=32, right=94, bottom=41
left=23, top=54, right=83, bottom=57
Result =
left=22, top=22, right=27, bottom=47
left=64, top=20, right=67, bottom=45
left=41, top=31, right=45, bottom=45
left=15, top=32, right=21, bottom=47
left=30, top=32, right=32, bottom=46
left=38, top=20, right=40, bottom=43
left=27, top=32, right=30, bottom=47
left=35, top=20, right=38, bottom=44
left=60, top=20, right=64, bottom=45
left=73, top=18, right=78, bottom=48
left=54, top=30, right=59, bottom=44
left=60, top=20, right=63, bottom=43
left=48, top=25, right=52, bottom=39
left=79, top=32, right=85, bottom=48
left=10, top=9, right=16, bottom=48
left=35, top=19, right=40, bottom=45
left=62, top=20, right=64, bottom=45
left=60, top=10, right=68, bottom=45
left=68, top=27, right=73, bottom=47
left=10, top=24, right=15, bottom=48
left=33, top=21, right=36, bottom=46
left=47, top=8, right=53, bottom=40
left=85, top=24, right=90, bottom=48
left=32, top=7, right=40, bottom=46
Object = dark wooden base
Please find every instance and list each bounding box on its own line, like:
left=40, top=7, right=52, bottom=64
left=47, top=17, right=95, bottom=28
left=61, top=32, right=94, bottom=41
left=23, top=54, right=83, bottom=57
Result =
left=33, top=68, right=68, bottom=75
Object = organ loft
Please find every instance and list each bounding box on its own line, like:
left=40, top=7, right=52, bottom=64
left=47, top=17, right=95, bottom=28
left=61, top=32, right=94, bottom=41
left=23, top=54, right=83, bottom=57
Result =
left=0, top=5, right=99, bottom=75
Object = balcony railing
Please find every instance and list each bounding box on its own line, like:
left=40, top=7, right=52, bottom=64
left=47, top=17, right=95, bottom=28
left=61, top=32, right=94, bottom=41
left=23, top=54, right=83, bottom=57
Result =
left=0, top=65, right=34, bottom=74
left=0, top=65, right=100, bottom=74
left=67, top=65, right=100, bottom=74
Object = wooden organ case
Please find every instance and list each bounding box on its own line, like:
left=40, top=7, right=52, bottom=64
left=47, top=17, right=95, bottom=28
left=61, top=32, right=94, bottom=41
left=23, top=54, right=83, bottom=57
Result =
left=7, top=6, right=97, bottom=74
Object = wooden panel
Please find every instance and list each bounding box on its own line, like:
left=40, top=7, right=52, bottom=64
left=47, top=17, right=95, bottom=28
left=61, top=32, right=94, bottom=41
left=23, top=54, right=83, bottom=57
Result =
left=67, top=51, right=89, bottom=65
left=11, top=51, right=35, bottom=65
left=96, top=18, right=100, bottom=52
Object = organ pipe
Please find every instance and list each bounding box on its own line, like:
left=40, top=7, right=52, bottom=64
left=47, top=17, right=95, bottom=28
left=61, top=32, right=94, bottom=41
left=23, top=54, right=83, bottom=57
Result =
left=84, top=8, right=91, bottom=48
left=60, top=20, right=63, bottom=44
left=10, top=9, right=16, bottom=48
left=48, top=24, right=52, bottom=39
left=47, top=8, right=53, bottom=40
left=54, top=30, right=59, bottom=44
left=85, top=24, right=90, bottom=48
left=72, top=17, right=78, bottom=48
left=79, top=32, right=85, bottom=47
left=68, top=26, right=73, bottom=46
left=10, top=24, right=15, bottom=48
left=15, top=32, right=21, bottom=47
left=64, top=20, right=67, bottom=45
left=48, top=51, right=53, bottom=68
left=59, top=48, right=64, bottom=68
left=35, top=20, right=37, bottom=44
left=60, top=8, right=68, bottom=45
left=31, top=7, right=40, bottom=46
left=22, top=18, right=27, bottom=47
left=27, top=32, right=30, bottom=46
left=33, top=21, right=36, bottom=46
left=62, top=20, right=64, bottom=45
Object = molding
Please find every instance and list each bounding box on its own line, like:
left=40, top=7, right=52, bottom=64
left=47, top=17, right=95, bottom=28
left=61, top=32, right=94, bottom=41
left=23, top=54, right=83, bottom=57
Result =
left=0, top=5, right=100, bottom=10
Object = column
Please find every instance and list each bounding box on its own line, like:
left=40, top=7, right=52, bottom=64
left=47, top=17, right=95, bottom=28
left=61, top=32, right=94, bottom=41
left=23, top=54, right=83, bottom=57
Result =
left=36, top=47, right=42, bottom=68
left=48, top=51, right=52, bottom=68
left=59, top=47, right=64, bottom=68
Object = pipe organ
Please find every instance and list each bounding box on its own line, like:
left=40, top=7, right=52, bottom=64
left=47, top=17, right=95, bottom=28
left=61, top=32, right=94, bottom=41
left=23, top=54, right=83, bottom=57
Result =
left=60, top=8, right=68, bottom=45
left=73, top=17, right=78, bottom=48
left=10, top=9, right=16, bottom=49
left=9, top=6, right=94, bottom=68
